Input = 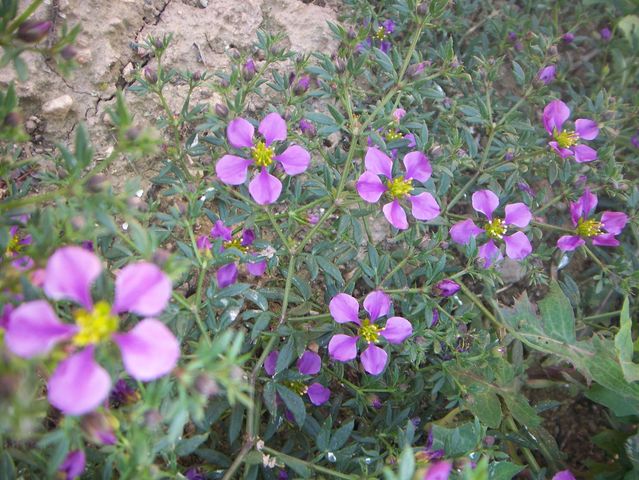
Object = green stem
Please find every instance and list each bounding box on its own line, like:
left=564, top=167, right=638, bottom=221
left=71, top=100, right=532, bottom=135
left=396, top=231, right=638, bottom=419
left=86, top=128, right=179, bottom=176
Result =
left=459, top=282, right=499, bottom=326
left=266, top=207, right=291, bottom=253
left=262, top=447, right=358, bottom=480
left=7, top=0, right=44, bottom=33
left=378, top=248, right=414, bottom=287
left=583, top=309, right=622, bottom=322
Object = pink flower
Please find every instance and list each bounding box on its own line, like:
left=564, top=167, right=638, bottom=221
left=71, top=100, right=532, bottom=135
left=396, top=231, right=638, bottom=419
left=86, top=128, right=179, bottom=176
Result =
left=215, top=113, right=311, bottom=205
left=4, top=247, right=179, bottom=415
left=356, top=147, right=440, bottom=230
left=328, top=291, right=412, bottom=375
left=450, top=190, right=532, bottom=268
left=264, top=350, right=330, bottom=406
left=537, top=65, right=556, bottom=85
left=557, top=188, right=628, bottom=251
left=543, top=100, right=599, bottom=162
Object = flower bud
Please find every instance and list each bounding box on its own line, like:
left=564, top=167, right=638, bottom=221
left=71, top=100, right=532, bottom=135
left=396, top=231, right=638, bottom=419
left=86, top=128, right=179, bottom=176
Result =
left=17, top=20, right=52, bottom=43
left=406, top=61, right=426, bottom=79
left=58, top=450, right=86, bottom=480
left=429, top=309, right=439, bottom=328
left=85, top=174, right=109, bottom=193
left=3, top=111, right=22, bottom=128
left=433, top=279, right=460, bottom=297
left=110, top=379, right=140, bottom=407
left=347, top=27, right=357, bottom=40
left=299, top=119, right=316, bottom=138
left=417, top=2, right=429, bottom=15
left=600, top=27, right=612, bottom=42
left=194, top=373, right=219, bottom=397
left=144, top=409, right=163, bottom=429
left=125, top=126, right=142, bottom=141
left=562, top=32, right=575, bottom=44
left=154, top=38, right=164, bottom=50
left=152, top=248, right=171, bottom=267
left=144, top=67, right=158, bottom=84
left=293, top=75, right=311, bottom=95
left=334, top=57, right=346, bottom=73
left=81, top=412, right=117, bottom=445
left=215, top=103, right=229, bottom=118
left=631, top=135, right=639, bottom=149
left=60, top=45, right=78, bottom=60
left=243, top=58, right=256, bottom=81
left=537, top=65, right=556, bottom=85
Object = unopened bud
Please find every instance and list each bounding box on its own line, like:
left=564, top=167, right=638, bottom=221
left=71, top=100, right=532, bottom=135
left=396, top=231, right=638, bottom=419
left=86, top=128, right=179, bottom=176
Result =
left=347, top=27, right=357, bottom=40
left=192, top=71, right=202, bottom=81
left=125, top=126, right=141, bottom=141
left=85, top=174, right=109, bottom=193
left=417, top=2, right=428, bottom=15
left=293, top=75, right=310, bottom=95
left=195, top=374, right=219, bottom=397
left=81, top=412, right=117, bottom=445
left=3, top=111, right=22, bottom=128
left=215, top=103, right=229, bottom=118
left=299, top=119, right=316, bottom=138
left=154, top=38, right=164, bottom=50
left=17, top=20, right=52, bottom=43
left=144, top=410, right=162, bottom=429
left=152, top=248, right=171, bottom=267
left=60, top=45, right=77, bottom=60
left=334, top=57, right=346, bottom=73
left=405, top=62, right=426, bottom=79
left=243, top=58, right=256, bottom=81
left=144, top=67, right=158, bottom=84
left=433, top=279, right=460, bottom=297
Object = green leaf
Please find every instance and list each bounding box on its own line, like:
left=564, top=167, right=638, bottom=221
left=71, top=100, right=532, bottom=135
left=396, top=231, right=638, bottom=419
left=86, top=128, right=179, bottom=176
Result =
left=0, top=451, right=16, bottom=480
left=615, top=298, right=639, bottom=382
left=618, top=15, right=639, bottom=44
left=397, top=446, right=415, bottom=480
left=430, top=421, right=484, bottom=457
left=329, top=420, right=354, bottom=451
left=488, top=461, right=525, bottom=480
left=467, top=390, right=502, bottom=428
left=175, top=433, right=209, bottom=457
left=276, top=384, right=306, bottom=427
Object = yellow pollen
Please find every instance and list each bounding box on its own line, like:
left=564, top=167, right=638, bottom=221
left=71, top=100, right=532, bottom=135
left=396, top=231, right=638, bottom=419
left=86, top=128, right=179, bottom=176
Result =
left=554, top=128, right=578, bottom=149
left=73, top=300, right=119, bottom=346
left=385, top=129, right=403, bottom=141
left=359, top=318, right=381, bottom=343
left=223, top=237, right=249, bottom=253
left=251, top=141, right=274, bottom=167
left=576, top=218, right=603, bottom=238
left=387, top=176, right=413, bottom=199
left=374, top=26, right=387, bottom=41
left=484, top=218, right=507, bottom=240
left=284, top=381, right=308, bottom=396
left=5, top=234, right=22, bottom=256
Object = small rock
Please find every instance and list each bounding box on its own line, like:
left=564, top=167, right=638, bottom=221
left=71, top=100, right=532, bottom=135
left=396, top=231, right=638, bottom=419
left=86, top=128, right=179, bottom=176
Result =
left=75, top=48, right=92, bottom=65
left=199, top=0, right=208, bottom=6
left=122, top=62, right=136, bottom=82
left=25, top=119, right=38, bottom=133
left=42, top=95, right=74, bottom=117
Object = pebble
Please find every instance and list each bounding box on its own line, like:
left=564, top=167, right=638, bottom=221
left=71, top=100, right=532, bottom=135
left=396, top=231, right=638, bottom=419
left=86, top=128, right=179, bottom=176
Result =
left=199, top=0, right=208, bottom=6
left=42, top=95, right=73, bottom=117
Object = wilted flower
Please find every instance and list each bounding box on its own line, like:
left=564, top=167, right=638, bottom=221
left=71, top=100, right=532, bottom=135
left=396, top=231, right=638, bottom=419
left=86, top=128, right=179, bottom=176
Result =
left=433, top=280, right=460, bottom=297
left=328, top=290, right=412, bottom=375
left=215, top=113, right=311, bottom=205
left=537, top=65, right=556, bottom=85
left=4, top=246, right=180, bottom=415
left=543, top=100, right=599, bottom=162
left=557, top=188, right=628, bottom=251
left=299, top=118, right=316, bottom=138
left=58, top=450, right=86, bottom=480
left=81, top=411, right=117, bottom=445
left=208, top=220, right=267, bottom=288
left=450, top=190, right=532, bottom=267
left=264, top=350, right=330, bottom=405
left=356, top=147, right=440, bottom=230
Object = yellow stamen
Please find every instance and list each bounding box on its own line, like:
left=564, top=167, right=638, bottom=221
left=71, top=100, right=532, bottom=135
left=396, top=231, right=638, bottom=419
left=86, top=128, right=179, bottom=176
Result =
left=385, top=129, right=403, bottom=142
left=554, top=128, right=578, bottom=149
left=223, top=237, right=249, bottom=253
left=359, top=318, right=381, bottom=343
left=374, top=26, right=387, bottom=41
left=576, top=218, right=603, bottom=238
left=73, top=300, right=119, bottom=346
left=483, top=218, right=507, bottom=240
left=284, top=381, right=308, bottom=396
left=251, top=140, right=274, bottom=167
left=5, top=234, right=22, bottom=256
left=386, top=176, right=413, bottom=199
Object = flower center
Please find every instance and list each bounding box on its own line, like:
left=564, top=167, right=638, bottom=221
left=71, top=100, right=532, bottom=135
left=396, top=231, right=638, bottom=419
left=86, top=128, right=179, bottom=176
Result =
left=223, top=237, right=249, bottom=253
left=73, top=300, right=119, bottom=346
left=553, top=128, right=578, bottom=149
left=483, top=218, right=507, bottom=240
left=385, top=129, right=403, bottom=141
left=359, top=318, right=381, bottom=343
left=374, top=26, right=387, bottom=41
left=576, top=218, right=603, bottom=238
left=284, top=381, right=308, bottom=396
left=251, top=141, right=274, bottom=167
left=387, top=176, right=413, bottom=199
left=5, top=234, right=23, bottom=256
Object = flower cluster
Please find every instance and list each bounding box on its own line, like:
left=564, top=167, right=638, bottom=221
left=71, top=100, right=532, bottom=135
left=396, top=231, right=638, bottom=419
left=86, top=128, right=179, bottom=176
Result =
left=4, top=246, right=180, bottom=415
left=357, top=19, right=395, bottom=54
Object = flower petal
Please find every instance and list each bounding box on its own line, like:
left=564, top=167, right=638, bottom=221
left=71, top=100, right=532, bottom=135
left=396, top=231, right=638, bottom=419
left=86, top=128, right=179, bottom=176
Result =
left=557, top=235, right=585, bottom=251
left=44, top=246, right=102, bottom=309
left=328, top=334, right=358, bottom=362
left=47, top=347, right=111, bottom=416
left=329, top=293, right=360, bottom=324
left=211, top=220, right=232, bottom=241
left=543, top=100, right=570, bottom=135
left=363, top=290, right=391, bottom=321
left=573, top=144, right=597, bottom=163
left=409, top=192, right=440, bottom=221
left=504, top=203, right=532, bottom=227
left=575, top=119, right=599, bottom=140
left=365, top=147, right=393, bottom=178
left=601, top=211, right=628, bottom=235
left=402, top=151, right=432, bottom=182
left=503, top=232, right=532, bottom=260
left=297, top=351, right=321, bottom=375
left=360, top=344, right=388, bottom=375
left=59, top=450, right=86, bottom=480
left=5, top=300, right=76, bottom=358
left=478, top=240, right=503, bottom=268
left=579, top=188, right=598, bottom=218
left=215, top=155, right=252, bottom=185
left=113, top=318, right=180, bottom=381
left=248, top=168, right=282, bottom=205
left=592, top=233, right=620, bottom=247
left=264, top=350, right=278, bottom=376
left=274, top=145, right=310, bottom=175
left=227, top=117, right=255, bottom=149
left=113, top=262, right=172, bottom=317
left=472, top=190, right=500, bottom=219
left=246, top=258, right=267, bottom=276
left=450, top=219, right=484, bottom=244
left=258, top=112, right=287, bottom=146
left=356, top=171, right=387, bottom=203
left=383, top=200, right=409, bottom=230
left=217, top=263, right=238, bottom=288
left=549, top=141, right=574, bottom=158
left=381, top=316, right=412, bottom=344
left=552, top=471, right=576, bottom=480
left=425, top=461, right=453, bottom=480
left=307, top=383, right=330, bottom=406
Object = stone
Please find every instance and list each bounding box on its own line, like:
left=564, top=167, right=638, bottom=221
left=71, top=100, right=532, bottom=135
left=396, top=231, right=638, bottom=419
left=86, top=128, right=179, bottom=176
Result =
left=42, top=95, right=74, bottom=117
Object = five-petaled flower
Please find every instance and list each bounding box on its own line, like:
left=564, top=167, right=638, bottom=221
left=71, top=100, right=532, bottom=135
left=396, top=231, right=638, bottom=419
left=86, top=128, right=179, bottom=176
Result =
left=4, top=246, right=180, bottom=415
left=215, top=112, right=311, bottom=205
left=264, top=350, right=330, bottom=406
left=356, top=147, right=440, bottom=230
left=450, top=189, right=533, bottom=268
left=5, top=215, right=33, bottom=270
left=357, top=19, right=395, bottom=54
left=543, top=100, right=599, bottom=162
left=557, top=188, right=628, bottom=251
left=328, top=290, right=412, bottom=375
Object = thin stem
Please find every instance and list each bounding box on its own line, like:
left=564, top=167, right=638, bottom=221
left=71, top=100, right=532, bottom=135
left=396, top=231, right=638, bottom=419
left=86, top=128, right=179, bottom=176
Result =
left=459, top=282, right=499, bottom=326
left=7, top=0, right=44, bottom=33
left=378, top=248, right=414, bottom=287
left=262, top=447, right=358, bottom=480
left=266, top=207, right=291, bottom=253
left=583, top=309, right=622, bottom=322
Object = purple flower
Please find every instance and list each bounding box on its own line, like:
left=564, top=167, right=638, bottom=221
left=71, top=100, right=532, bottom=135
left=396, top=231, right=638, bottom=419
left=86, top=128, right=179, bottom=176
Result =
left=507, top=32, right=517, bottom=42
left=196, top=235, right=212, bottom=251
left=58, top=450, right=86, bottom=480
left=450, top=190, right=533, bottom=268
left=543, top=100, right=599, bottom=162
left=424, top=461, right=452, bottom=480
left=5, top=217, right=33, bottom=270
left=433, top=280, right=460, bottom=297
left=209, top=220, right=267, bottom=288
left=537, top=65, right=556, bottom=85
left=185, top=467, right=206, bottom=480
left=243, top=58, right=256, bottom=80
left=4, top=246, right=180, bottom=415
left=292, top=75, right=311, bottom=95
left=264, top=350, right=330, bottom=406
left=562, top=32, right=575, bottom=43
left=358, top=19, right=396, bottom=54
left=392, top=108, right=406, bottom=122
left=557, top=188, right=628, bottom=251
left=299, top=118, right=316, bottom=138
left=328, top=290, right=412, bottom=375
left=81, top=411, right=117, bottom=445
left=553, top=471, right=576, bottom=480
left=215, top=113, right=310, bottom=205
left=110, top=379, right=140, bottom=406
left=356, top=147, right=440, bottom=230
left=600, top=27, right=612, bottom=41
left=631, top=134, right=639, bottom=149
